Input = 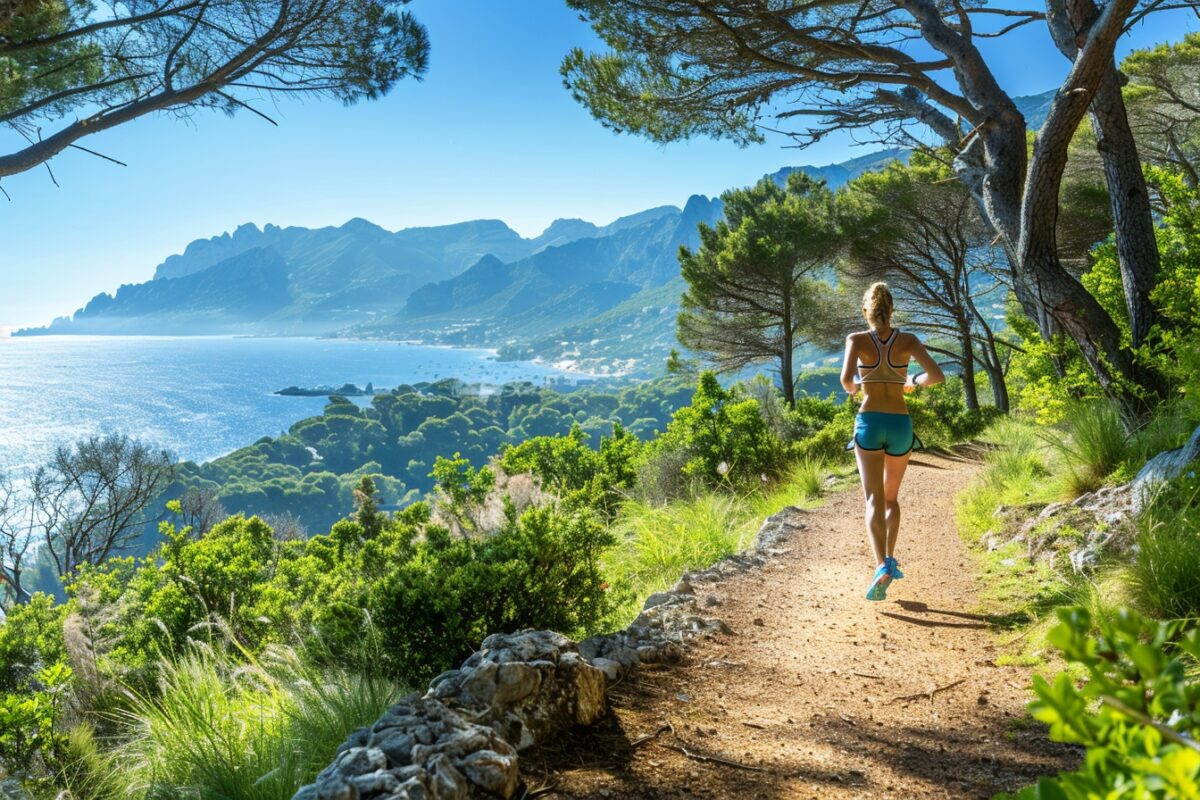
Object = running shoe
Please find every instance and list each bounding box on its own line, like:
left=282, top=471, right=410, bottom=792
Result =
left=885, top=556, right=905, bottom=580
left=865, top=563, right=892, bottom=601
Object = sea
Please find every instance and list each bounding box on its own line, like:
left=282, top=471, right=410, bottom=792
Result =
left=0, top=336, right=577, bottom=472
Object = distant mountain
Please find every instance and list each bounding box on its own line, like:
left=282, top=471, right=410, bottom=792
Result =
left=23, top=91, right=1055, bottom=362
left=388, top=196, right=722, bottom=342
left=33, top=248, right=291, bottom=335
left=770, top=147, right=912, bottom=190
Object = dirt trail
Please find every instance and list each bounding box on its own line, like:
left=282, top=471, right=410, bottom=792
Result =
left=527, top=451, right=1077, bottom=799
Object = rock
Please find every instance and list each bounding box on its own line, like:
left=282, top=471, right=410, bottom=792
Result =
left=333, top=747, right=387, bottom=778
left=590, top=656, right=623, bottom=681
left=349, top=771, right=400, bottom=795
left=642, top=591, right=674, bottom=610
left=1133, top=424, right=1200, bottom=512
left=459, top=750, right=519, bottom=797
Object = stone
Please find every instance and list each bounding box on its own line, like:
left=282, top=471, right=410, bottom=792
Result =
left=349, top=770, right=400, bottom=794
left=426, top=754, right=470, bottom=800
left=590, top=656, right=623, bottom=681
left=459, top=749, right=519, bottom=797
left=313, top=774, right=358, bottom=800
left=642, top=591, right=674, bottom=610
left=494, top=661, right=541, bottom=705
left=333, top=747, right=388, bottom=778
left=370, top=729, right=416, bottom=766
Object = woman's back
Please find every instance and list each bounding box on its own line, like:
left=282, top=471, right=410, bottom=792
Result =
left=848, top=326, right=917, bottom=414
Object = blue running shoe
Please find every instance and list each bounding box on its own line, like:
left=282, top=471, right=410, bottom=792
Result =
left=865, top=563, right=892, bottom=601
left=885, top=556, right=904, bottom=580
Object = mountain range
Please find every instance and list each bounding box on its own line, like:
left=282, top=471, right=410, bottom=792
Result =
left=20, top=93, right=1054, bottom=373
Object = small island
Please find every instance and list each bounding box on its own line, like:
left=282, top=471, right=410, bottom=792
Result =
left=276, top=382, right=380, bottom=397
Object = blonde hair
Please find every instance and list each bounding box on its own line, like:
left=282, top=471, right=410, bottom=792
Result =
left=862, top=282, right=894, bottom=329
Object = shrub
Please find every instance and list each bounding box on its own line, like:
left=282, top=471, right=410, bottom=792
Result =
left=498, top=422, right=642, bottom=517
left=1001, top=607, right=1200, bottom=799
left=369, top=502, right=615, bottom=683
left=0, top=663, right=72, bottom=786
left=647, top=372, right=784, bottom=491
left=0, top=594, right=67, bottom=694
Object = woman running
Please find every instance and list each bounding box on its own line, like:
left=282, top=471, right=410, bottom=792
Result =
left=840, top=282, right=944, bottom=601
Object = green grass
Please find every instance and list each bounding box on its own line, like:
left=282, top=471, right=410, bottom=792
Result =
left=1129, top=477, right=1200, bottom=620
left=958, top=417, right=1058, bottom=544
left=97, top=643, right=404, bottom=800
left=604, top=459, right=829, bottom=623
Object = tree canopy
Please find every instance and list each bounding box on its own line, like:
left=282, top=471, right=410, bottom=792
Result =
left=0, top=0, right=429, bottom=180
left=677, top=171, right=845, bottom=406
left=562, top=0, right=1178, bottom=417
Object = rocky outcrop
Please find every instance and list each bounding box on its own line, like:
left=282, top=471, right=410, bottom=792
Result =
left=293, top=505, right=810, bottom=800
left=981, top=425, right=1200, bottom=573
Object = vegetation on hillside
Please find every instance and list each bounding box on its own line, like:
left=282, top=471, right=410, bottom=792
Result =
left=0, top=368, right=991, bottom=797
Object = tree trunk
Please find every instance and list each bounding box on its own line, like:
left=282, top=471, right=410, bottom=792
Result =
left=780, top=332, right=796, bottom=408
left=1089, top=66, right=1161, bottom=347
left=958, top=331, right=980, bottom=410
left=1047, top=0, right=1161, bottom=348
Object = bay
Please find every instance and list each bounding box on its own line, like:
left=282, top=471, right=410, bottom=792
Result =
left=0, top=336, right=574, bottom=472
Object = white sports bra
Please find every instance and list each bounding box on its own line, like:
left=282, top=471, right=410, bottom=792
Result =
left=857, top=329, right=907, bottom=385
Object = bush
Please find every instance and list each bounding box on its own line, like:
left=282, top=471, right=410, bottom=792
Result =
left=369, top=502, right=615, bottom=683
left=1002, top=607, right=1200, bottom=799
left=646, top=372, right=784, bottom=491
left=498, top=422, right=642, bottom=517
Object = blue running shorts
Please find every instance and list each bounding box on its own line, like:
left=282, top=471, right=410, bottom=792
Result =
left=846, top=411, right=921, bottom=457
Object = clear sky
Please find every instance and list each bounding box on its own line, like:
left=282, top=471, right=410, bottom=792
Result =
left=0, top=0, right=1195, bottom=330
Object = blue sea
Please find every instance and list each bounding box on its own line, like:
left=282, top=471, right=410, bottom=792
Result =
left=0, top=336, right=575, bottom=472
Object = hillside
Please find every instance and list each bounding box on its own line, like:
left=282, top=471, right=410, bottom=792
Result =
left=19, top=92, right=1053, bottom=363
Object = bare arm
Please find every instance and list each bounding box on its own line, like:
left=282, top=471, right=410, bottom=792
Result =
left=905, top=335, right=946, bottom=392
left=840, top=335, right=859, bottom=395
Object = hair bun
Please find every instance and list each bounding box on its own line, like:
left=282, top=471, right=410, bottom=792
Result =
left=862, top=282, right=894, bottom=328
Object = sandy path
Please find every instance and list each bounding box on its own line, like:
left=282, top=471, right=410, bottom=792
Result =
left=525, top=451, right=1077, bottom=799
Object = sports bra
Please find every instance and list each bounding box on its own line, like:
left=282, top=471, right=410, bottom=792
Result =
left=857, top=329, right=907, bottom=385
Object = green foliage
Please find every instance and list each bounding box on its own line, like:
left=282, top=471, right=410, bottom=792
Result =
left=0, top=594, right=67, bottom=694
left=112, top=644, right=403, bottom=800
left=677, top=172, right=845, bottom=404
left=1001, top=608, right=1200, bottom=799
left=163, top=378, right=693, bottom=540
left=1005, top=295, right=1103, bottom=424
left=429, top=453, right=495, bottom=531
left=0, top=663, right=72, bottom=784
left=499, top=422, right=642, bottom=517
left=369, top=502, right=615, bottom=683
left=647, top=372, right=784, bottom=492
left=1130, top=473, right=1200, bottom=620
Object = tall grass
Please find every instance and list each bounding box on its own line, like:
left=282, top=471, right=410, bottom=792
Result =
left=1044, top=400, right=1130, bottom=496
left=102, top=643, right=403, bottom=800
left=605, top=458, right=827, bottom=622
left=958, top=417, right=1055, bottom=542
left=1129, top=477, right=1200, bottom=620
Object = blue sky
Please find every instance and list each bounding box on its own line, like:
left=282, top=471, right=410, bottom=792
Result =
left=0, top=0, right=1196, bottom=330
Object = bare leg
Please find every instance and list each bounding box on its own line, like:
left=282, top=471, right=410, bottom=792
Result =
left=855, top=445, right=887, bottom=566
left=883, top=452, right=912, bottom=558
